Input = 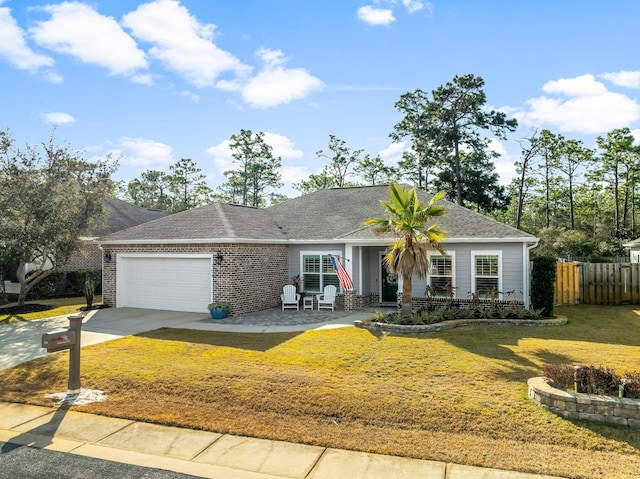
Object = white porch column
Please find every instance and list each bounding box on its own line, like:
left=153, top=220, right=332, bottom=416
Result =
left=358, top=246, right=363, bottom=295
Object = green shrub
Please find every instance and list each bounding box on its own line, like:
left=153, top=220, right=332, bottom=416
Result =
left=26, top=272, right=66, bottom=299
left=531, top=256, right=556, bottom=318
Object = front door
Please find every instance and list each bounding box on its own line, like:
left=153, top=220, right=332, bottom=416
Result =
left=380, top=255, right=398, bottom=303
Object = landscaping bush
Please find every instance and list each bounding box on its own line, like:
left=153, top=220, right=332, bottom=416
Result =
left=370, top=301, right=544, bottom=326
left=531, top=256, right=556, bottom=318
left=580, top=366, right=620, bottom=396
left=622, top=371, right=640, bottom=399
left=542, top=363, right=575, bottom=390
left=26, top=271, right=66, bottom=299
left=543, top=364, right=635, bottom=397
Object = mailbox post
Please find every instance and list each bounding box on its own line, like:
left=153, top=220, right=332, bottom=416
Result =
left=67, top=314, right=83, bottom=393
left=42, top=313, right=84, bottom=394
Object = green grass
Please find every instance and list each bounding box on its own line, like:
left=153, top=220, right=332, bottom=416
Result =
left=2, top=304, right=640, bottom=478
left=0, top=296, right=96, bottom=323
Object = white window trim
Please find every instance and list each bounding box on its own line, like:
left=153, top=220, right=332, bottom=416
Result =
left=299, top=250, right=342, bottom=293
left=427, top=250, right=456, bottom=298
left=470, top=250, right=503, bottom=299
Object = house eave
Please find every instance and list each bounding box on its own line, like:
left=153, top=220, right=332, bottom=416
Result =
left=97, top=237, right=290, bottom=246
left=340, top=236, right=539, bottom=245
left=98, top=235, right=539, bottom=246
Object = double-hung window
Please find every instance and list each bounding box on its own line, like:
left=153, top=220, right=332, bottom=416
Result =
left=428, top=252, right=455, bottom=297
left=301, top=251, right=341, bottom=292
left=472, top=251, right=502, bottom=298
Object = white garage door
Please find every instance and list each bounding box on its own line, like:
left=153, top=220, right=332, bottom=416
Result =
left=117, top=255, right=212, bottom=313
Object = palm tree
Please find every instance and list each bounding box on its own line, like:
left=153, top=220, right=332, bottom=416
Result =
left=364, top=184, right=448, bottom=319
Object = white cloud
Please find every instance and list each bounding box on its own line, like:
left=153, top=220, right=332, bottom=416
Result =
left=514, top=74, right=640, bottom=134
left=0, top=4, right=54, bottom=71
left=357, top=5, right=395, bottom=25
left=117, top=137, right=174, bottom=167
left=45, top=112, right=75, bottom=124
left=239, top=48, right=324, bottom=108
left=206, top=139, right=234, bottom=171
left=263, top=132, right=304, bottom=158
left=281, top=165, right=308, bottom=183
left=42, top=70, right=63, bottom=83
left=632, top=129, right=640, bottom=145
left=402, top=0, right=425, bottom=14
left=122, top=0, right=249, bottom=88
left=131, top=73, right=155, bottom=85
left=601, top=70, right=640, bottom=89
left=30, top=1, right=147, bottom=77
left=177, top=90, right=200, bottom=102
left=542, top=74, right=607, bottom=97
left=487, top=138, right=516, bottom=185
left=378, top=141, right=407, bottom=164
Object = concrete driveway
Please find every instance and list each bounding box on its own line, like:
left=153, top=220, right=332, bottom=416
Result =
left=1, top=307, right=366, bottom=371
left=0, top=308, right=209, bottom=371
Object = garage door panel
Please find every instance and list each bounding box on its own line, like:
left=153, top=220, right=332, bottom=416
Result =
left=118, top=256, right=212, bottom=313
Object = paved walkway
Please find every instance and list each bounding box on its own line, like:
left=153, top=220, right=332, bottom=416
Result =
left=0, top=307, right=565, bottom=478
left=0, top=402, right=563, bottom=479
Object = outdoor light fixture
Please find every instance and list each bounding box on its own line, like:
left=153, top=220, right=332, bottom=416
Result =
left=104, top=252, right=112, bottom=262
left=214, top=251, right=223, bottom=265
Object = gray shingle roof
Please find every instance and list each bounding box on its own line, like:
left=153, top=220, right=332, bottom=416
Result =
left=95, top=198, right=169, bottom=236
left=267, top=185, right=534, bottom=241
left=99, top=185, right=535, bottom=244
left=100, top=201, right=287, bottom=242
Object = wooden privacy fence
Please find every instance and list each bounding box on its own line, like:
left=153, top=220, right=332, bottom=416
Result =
left=555, top=262, right=580, bottom=305
left=554, top=262, right=640, bottom=305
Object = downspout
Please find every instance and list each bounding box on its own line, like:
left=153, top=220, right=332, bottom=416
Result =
left=524, top=240, right=539, bottom=308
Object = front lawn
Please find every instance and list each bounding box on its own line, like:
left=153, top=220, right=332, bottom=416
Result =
left=0, top=296, right=97, bottom=323
left=2, top=304, right=640, bottom=478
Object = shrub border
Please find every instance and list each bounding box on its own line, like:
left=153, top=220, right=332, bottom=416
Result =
left=353, top=316, right=567, bottom=334
left=528, top=377, right=640, bottom=427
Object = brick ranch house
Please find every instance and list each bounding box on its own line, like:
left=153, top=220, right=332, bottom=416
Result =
left=97, top=185, right=539, bottom=315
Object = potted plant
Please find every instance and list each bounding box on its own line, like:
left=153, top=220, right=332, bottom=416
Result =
left=208, top=301, right=232, bottom=319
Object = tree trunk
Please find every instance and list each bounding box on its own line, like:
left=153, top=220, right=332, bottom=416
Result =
left=401, top=274, right=412, bottom=319
left=544, top=159, right=551, bottom=228
left=568, top=175, right=574, bottom=229
left=454, top=141, right=463, bottom=206
left=16, top=262, right=30, bottom=306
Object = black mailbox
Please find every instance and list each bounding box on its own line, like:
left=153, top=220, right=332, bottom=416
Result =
left=42, top=330, right=77, bottom=352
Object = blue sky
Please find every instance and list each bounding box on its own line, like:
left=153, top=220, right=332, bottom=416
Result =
left=2, top=0, right=640, bottom=198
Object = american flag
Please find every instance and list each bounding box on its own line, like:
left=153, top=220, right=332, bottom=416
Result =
left=331, top=255, right=353, bottom=291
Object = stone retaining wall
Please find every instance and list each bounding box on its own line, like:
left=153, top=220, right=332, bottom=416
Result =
left=354, top=317, right=567, bottom=334
left=528, top=377, right=640, bottom=427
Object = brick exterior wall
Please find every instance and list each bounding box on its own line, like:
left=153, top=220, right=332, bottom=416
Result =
left=101, top=243, right=289, bottom=316
left=62, top=242, right=103, bottom=271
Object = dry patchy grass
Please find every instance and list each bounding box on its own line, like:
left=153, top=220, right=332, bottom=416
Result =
left=2, top=304, right=640, bottom=478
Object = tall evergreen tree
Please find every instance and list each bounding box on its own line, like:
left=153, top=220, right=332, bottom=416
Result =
left=392, top=74, right=517, bottom=205
left=169, top=158, right=213, bottom=212
left=219, top=129, right=282, bottom=207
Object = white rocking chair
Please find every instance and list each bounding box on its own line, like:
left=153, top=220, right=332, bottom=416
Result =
left=281, top=284, right=300, bottom=311
left=316, top=285, right=337, bottom=311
